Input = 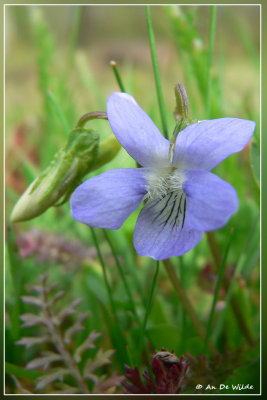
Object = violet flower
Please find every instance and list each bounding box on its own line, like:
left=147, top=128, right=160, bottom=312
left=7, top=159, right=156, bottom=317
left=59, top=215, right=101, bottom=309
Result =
left=71, top=93, right=255, bottom=260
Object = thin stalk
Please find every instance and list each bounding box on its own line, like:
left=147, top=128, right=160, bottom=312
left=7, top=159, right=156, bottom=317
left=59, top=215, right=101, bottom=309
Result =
left=90, top=228, right=118, bottom=321
left=206, top=5, right=217, bottom=118
left=203, top=229, right=233, bottom=354
left=110, top=60, right=126, bottom=92
left=206, top=231, right=254, bottom=345
left=137, top=261, right=159, bottom=366
left=103, top=230, right=137, bottom=317
left=163, top=258, right=217, bottom=355
left=90, top=227, right=130, bottom=365
left=146, top=6, right=168, bottom=138
left=46, top=90, right=70, bottom=135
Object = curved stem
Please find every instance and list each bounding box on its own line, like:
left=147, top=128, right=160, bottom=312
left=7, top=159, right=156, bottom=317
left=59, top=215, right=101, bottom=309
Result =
left=76, top=111, right=107, bottom=128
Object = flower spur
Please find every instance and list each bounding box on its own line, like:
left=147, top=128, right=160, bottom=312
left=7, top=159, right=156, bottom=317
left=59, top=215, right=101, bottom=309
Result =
left=71, top=92, right=255, bottom=260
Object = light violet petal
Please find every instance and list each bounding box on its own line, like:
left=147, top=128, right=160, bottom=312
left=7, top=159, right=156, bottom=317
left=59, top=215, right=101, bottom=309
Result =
left=133, top=195, right=203, bottom=260
left=173, top=118, right=256, bottom=171
left=183, top=169, right=238, bottom=231
left=106, top=92, right=170, bottom=167
left=71, top=168, right=147, bottom=229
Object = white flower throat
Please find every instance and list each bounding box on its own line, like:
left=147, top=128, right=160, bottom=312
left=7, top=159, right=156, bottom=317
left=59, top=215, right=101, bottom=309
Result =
left=144, top=167, right=187, bottom=231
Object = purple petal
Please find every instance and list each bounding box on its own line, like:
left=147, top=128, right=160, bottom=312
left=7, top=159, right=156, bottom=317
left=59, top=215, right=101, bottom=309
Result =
left=71, top=168, right=147, bottom=229
left=107, top=92, right=169, bottom=167
left=133, top=195, right=203, bottom=260
left=173, top=118, right=255, bottom=171
left=183, top=169, right=238, bottom=231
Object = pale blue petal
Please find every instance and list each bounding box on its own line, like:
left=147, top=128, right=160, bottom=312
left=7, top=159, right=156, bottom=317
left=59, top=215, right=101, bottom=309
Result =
left=173, top=118, right=256, bottom=171
left=71, top=168, right=147, bottom=229
left=107, top=92, right=170, bottom=167
left=183, top=169, right=238, bottom=231
left=133, top=194, right=203, bottom=260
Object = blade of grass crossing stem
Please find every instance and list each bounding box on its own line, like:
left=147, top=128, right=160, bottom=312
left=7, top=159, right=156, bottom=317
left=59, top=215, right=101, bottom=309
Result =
left=206, top=5, right=217, bottom=118
left=110, top=61, right=126, bottom=92
left=90, top=227, right=130, bottom=366
left=203, top=228, right=233, bottom=354
left=146, top=6, right=168, bottom=138
left=137, top=261, right=159, bottom=366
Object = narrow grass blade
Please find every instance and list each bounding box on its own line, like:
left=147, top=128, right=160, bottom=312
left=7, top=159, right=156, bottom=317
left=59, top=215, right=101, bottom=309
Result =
left=206, top=6, right=217, bottom=118
left=146, top=6, right=168, bottom=138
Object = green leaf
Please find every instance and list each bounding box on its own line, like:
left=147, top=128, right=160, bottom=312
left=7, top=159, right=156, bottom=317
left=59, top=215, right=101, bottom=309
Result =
left=5, top=362, right=42, bottom=381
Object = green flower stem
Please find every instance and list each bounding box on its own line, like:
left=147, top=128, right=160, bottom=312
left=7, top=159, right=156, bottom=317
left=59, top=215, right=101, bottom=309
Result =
left=206, top=5, right=217, bottom=118
left=203, top=229, right=233, bottom=354
left=146, top=6, right=168, bottom=138
left=163, top=258, right=217, bottom=355
left=137, top=261, right=159, bottom=366
left=206, top=231, right=254, bottom=346
left=110, top=60, right=126, bottom=92
left=90, top=227, right=130, bottom=365
left=90, top=228, right=117, bottom=317
left=103, top=230, right=137, bottom=317
left=103, top=231, right=151, bottom=366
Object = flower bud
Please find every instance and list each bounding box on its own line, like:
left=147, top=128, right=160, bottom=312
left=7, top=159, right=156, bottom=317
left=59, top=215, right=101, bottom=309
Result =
left=10, top=127, right=121, bottom=223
